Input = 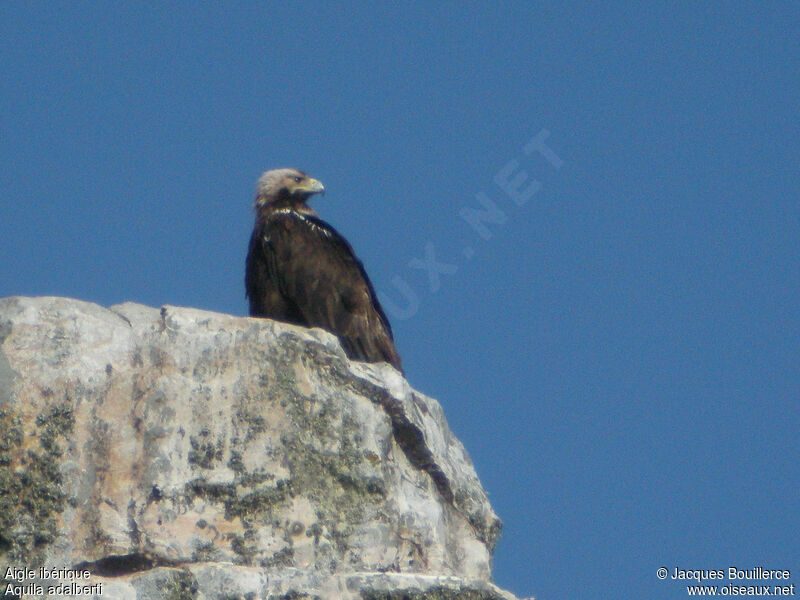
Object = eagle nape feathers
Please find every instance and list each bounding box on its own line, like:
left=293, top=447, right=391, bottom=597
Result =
left=245, top=168, right=402, bottom=372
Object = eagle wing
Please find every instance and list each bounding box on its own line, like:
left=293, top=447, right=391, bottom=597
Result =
left=261, top=212, right=402, bottom=371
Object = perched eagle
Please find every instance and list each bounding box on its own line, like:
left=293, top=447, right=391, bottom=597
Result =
left=245, top=168, right=402, bottom=372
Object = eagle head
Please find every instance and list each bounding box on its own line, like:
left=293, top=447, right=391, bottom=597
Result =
left=255, top=168, right=325, bottom=208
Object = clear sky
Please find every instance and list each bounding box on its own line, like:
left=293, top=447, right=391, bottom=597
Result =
left=2, top=3, right=798, bottom=599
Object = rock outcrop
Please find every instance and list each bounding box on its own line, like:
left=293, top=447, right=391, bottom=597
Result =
left=0, top=296, right=522, bottom=599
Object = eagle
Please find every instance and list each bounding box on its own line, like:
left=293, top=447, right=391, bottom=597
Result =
left=245, top=168, right=402, bottom=372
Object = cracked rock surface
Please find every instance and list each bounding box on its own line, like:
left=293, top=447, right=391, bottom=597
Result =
left=0, top=297, right=523, bottom=600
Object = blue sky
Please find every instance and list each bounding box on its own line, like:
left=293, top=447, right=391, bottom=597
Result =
left=2, top=3, right=798, bottom=598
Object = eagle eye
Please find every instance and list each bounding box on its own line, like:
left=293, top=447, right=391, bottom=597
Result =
left=293, top=176, right=302, bottom=183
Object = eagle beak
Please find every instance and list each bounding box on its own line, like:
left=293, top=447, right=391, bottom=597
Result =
left=310, top=178, right=325, bottom=195
left=303, top=178, right=325, bottom=196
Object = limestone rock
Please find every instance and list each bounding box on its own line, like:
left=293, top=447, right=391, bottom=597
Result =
left=0, top=296, right=523, bottom=599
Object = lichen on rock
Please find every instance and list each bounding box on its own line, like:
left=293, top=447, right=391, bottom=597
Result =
left=0, top=296, right=523, bottom=600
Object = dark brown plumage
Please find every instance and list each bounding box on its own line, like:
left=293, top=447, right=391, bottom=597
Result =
left=245, top=168, right=402, bottom=372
